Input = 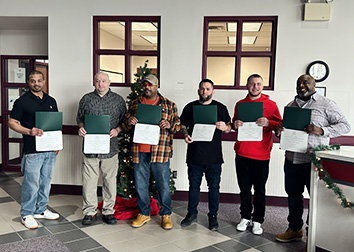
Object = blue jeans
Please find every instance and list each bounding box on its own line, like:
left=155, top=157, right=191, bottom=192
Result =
left=284, top=159, right=311, bottom=232
left=20, top=152, right=56, bottom=216
left=187, top=163, right=221, bottom=216
left=134, top=152, right=171, bottom=216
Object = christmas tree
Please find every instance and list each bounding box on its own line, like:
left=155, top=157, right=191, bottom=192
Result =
left=116, top=61, right=176, bottom=199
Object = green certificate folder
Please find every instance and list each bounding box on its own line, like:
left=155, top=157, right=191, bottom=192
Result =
left=35, top=112, right=63, bottom=131
left=282, top=107, right=312, bottom=130
left=193, top=105, right=217, bottom=124
left=85, top=115, right=110, bottom=134
left=238, top=102, right=263, bottom=122
left=136, top=104, right=162, bottom=125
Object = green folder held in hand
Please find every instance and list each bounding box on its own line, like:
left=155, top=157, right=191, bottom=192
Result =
left=85, top=115, right=110, bottom=134
left=136, top=104, right=162, bottom=125
left=238, top=102, right=263, bottom=122
left=282, top=107, right=312, bottom=130
left=35, top=112, right=63, bottom=131
left=193, top=105, right=217, bottom=124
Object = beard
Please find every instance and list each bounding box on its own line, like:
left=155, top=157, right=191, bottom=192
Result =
left=297, top=90, right=315, bottom=100
left=199, top=94, right=212, bottom=103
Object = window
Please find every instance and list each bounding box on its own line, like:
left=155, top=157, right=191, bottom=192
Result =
left=202, top=16, right=277, bottom=89
left=93, top=16, right=160, bottom=86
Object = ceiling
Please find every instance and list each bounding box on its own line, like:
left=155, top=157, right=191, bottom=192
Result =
left=0, top=17, right=48, bottom=30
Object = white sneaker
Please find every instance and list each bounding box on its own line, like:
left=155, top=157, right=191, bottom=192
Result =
left=21, top=215, right=38, bottom=229
left=236, top=218, right=250, bottom=231
left=34, top=209, right=60, bottom=220
left=252, top=221, right=263, bottom=235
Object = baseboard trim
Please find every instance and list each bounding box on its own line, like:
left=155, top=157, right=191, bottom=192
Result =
left=50, top=184, right=308, bottom=208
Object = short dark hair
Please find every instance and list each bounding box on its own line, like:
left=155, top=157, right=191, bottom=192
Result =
left=28, top=70, right=45, bottom=80
left=247, top=74, right=263, bottom=84
left=199, top=78, right=214, bottom=89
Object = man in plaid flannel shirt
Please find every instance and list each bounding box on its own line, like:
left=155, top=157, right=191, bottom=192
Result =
left=124, top=74, right=181, bottom=230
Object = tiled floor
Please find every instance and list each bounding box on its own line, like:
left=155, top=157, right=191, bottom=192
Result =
left=0, top=172, right=297, bottom=252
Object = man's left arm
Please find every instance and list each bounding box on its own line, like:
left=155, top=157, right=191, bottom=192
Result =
left=160, top=101, right=181, bottom=133
left=267, top=103, right=283, bottom=130
left=110, top=97, right=127, bottom=137
left=215, top=104, right=232, bottom=133
left=314, top=101, right=351, bottom=137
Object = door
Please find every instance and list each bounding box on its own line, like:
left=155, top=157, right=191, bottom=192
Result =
left=1, top=55, right=48, bottom=172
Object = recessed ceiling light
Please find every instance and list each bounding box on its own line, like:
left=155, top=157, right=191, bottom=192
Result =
left=227, top=23, right=237, bottom=32
left=242, top=36, right=257, bottom=44
left=132, top=22, right=157, bottom=31
left=243, top=23, right=262, bottom=32
left=228, top=36, right=256, bottom=45
left=141, top=35, right=157, bottom=44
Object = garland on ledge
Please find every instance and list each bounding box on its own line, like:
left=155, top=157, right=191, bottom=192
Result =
left=309, top=144, right=354, bottom=209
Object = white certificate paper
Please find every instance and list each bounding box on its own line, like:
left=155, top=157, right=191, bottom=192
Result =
left=191, top=124, right=216, bottom=142
left=35, top=131, right=63, bottom=151
left=133, top=123, right=160, bottom=145
left=280, top=128, right=309, bottom=153
left=237, top=122, right=263, bottom=141
left=84, top=134, right=110, bottom=154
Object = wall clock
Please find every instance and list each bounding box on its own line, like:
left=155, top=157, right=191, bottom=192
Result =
left=306, top=60, right=329, bottom=82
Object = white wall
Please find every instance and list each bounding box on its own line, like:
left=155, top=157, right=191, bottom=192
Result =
left=0, top=0, right=353, bottom=197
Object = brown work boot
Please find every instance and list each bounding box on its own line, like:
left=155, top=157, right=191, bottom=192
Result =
left=132, top=213, right=150, bottom=228
left=161, top=215, right=173, bottom=230
left=276, top=228, right=303, bottom=242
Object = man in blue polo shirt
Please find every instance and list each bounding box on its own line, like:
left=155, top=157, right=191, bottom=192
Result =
left=9, top=70, right=60, bottom=229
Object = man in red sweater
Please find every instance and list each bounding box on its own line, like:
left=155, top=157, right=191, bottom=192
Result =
left=232, top=74, right=282, bottom=235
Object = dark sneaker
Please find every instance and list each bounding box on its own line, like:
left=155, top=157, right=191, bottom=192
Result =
left=82, top=214, right=97, bottom=225
left=276, top=228, right=303, bottom=242
left=181, top=213, right=197, bottom=227
left=103, top=214, right=117, bottom=224
left=208, top=214, right=219, bottom=231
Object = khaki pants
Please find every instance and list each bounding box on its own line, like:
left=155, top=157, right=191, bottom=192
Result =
left=82, top=154, right=118, bottom=216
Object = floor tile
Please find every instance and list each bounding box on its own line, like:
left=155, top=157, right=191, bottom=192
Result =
left=144, top=243, right=187, bottom=252
left=45, top=222, right=79, bottom=234
left=213, top=239, right=252, bottom=252
left=0, top=196, right=15, bottom=204
left=0, top=188, right=10, bottom=197
left=104, top=239, right=145, bottom=252
left=255, top=241, right=295, bottom=252
left=54, top=229, right=89, bottom=243
left=0, top=232, right=22, bottom=245
left=17, top=227, right=51, bottom=240
left=64, top=237, right=103, bottom=252
left=193, top=245, right=225, bottom=252
left=234, top=232, right=270, bottom=247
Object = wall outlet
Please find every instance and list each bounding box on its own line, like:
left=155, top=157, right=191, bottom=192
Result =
left=172, top=170, right=177, bottom=179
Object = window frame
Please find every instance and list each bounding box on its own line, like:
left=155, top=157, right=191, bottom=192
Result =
left=202, top=16, right=278, bottom=90
left=93, top=16, right=161, bottom=87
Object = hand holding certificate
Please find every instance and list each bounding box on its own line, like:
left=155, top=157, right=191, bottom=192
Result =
left=191, top=105, right=217, bottom=142
left=279, top=107, right=312, bottom=152
left=237, top=102, right=263, bottom=141
left=84, top=115, right=110, bottom=154
left=133, top=104, right=162, bottom=145
left=35, top=112, right=63, bottom=151
left=237, top=122, right=263, bottom=141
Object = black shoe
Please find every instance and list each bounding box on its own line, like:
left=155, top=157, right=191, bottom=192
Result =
left=103, top=214, right=117, bottom=224
left=181, top=212, right=197, bottom=227
left=208, top=214, right=219, bottom=231
left=82, top=214, right=97, bottom=225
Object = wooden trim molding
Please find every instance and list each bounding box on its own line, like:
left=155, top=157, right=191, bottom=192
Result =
left=50, top=184, right=308, bottom=208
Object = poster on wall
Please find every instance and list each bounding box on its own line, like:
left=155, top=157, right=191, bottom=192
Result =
left=14, top=68, right=26, bottom=83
